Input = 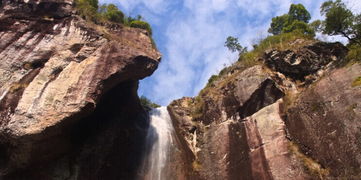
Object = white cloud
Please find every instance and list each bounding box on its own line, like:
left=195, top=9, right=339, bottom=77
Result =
left=146, top=0, right=239, bottom=104
left=345, top=0, right=361, bottom=14
left=140, top=0, right=329, bottom=105
left=106, top=0, right=359, bottom=105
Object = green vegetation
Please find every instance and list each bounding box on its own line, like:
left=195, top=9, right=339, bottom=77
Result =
left=74, top=0, right=153, bottom=35
left=224, top=36, right=247, bottom=55
left=319, top=0, right=361, bottom=64
left=282, top=20, right=315, bottom=36
left=9, top=83, right=28, bottom=93
left=140, top=96, right=160, bottom=111
left=191, top=96, right=205, bottom=119
left=98, top=4, right=124, bottom=23
left=206, top=75, right=219, bottom=87
left=195, top=1, right=361, bottom=120
left=202, top=31, right=312, bottom=106
left=74, top=0, right=100, bottom=22
left=321, top=0, right=361, bottom=46
left=130, top=20, right=153, bottom=35
left=289, top=141, right=330, bottom=179
left=268, top=3, right=315, bottom=36
left=239, top=31, right=314, bottom=65
left=346, top=44, right=361, bottom=62
left=352, top=76, right=361, bottom=87
left=192, top=160, right=202, bottom=172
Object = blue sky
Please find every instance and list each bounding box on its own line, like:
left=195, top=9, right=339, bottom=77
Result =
left=100, top=0, right=361, bottom=106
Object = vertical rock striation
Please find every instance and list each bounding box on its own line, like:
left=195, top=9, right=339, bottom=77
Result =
left=169, top=41, right=357, bottom=180
left=285, top=63, right=361, bottom=178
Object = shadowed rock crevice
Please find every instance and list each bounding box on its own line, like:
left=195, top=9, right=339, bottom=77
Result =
left=72, top=81, right=149, bottom=180
left=2, top=81, right=151, bottom=179
left=264, top=42, right=348, bottom=80
left=238, top=79, right=284, bottom=119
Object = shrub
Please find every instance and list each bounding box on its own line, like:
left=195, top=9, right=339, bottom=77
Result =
left=352, top=77, right=361, bottom=87
left=99, top=4, right=124, bottom=23
left=191, top=96, right=205, bottom=119
left=289, top=141, right=329, bottom=178
left=75, top=0, right=100, bottom=22
left=282, top=20, right=315, bottom=36
left=207, top=75, right=219, bottom=87
left=130, top=20, right=152, bottom=35
left=238, top=31, right=313, bottom=65
left=140, top=96, right=160, bottom=111
left=346, top=44, right=361, bottom=62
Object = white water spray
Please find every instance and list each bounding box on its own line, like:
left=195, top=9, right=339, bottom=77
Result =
left=141, top=107, right=175, bottom=180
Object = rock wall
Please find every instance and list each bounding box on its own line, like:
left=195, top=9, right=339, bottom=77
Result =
left=285, top=63, right=361, bottom=178
left=169, top=41, right=359, bottom=180
left=1, top=0, right=360, bottom=179
left=0, top=0, right=161, bottom=178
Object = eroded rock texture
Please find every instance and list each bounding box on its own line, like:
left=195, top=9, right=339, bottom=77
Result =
left=169, top=41, right=359, bottom=180
left=169, top=66, right=306, bottom=180
left=285, top=63, right=361, bottom=178
left=0, top=0, right=161, bottom=178
left=264, top=42, right=348, bottom=80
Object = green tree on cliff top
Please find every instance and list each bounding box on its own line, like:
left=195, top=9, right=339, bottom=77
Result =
left=268, top=3, right=313, bottom=36
left=321, top=0, right=361, bottom=45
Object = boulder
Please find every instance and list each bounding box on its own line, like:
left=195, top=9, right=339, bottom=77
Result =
left=0, top=0, right=160, bottom=175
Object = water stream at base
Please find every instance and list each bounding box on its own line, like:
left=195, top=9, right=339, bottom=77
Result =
left=140, top=107, right=175, bottom=180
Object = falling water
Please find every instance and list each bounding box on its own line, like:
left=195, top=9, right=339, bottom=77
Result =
left=140, top=107, right=175, bottom=180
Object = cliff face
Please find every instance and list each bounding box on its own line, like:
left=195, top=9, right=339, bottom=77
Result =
left=0, top=0, right=161, bottom=178
left=1, top=0, right=360, bottom=179
left=169, top=41, right=361, bottom=179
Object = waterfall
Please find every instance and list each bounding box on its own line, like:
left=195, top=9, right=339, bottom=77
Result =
left=140, top=106, right=175, bottom=180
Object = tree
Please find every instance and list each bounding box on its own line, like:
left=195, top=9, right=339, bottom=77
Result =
left=101, top=4, right=124, bottom=23
left=320, top=0, right=360, bottom=45
left=268, top=14, right=289, bottom=35
left=140, top=96, right=160, bottom=111
left=268, top=3, right=313, bottom=36
left=283, top=20, right=315, bottom=36
left=355, top=14, right=361, bottom=40
left=224, top=36, right=247, bottom=55
left=288, top=4, right=311, bottom=23
left=309, top=20, right=322, bottom=33
left=75, top=0, right=99, bottom=21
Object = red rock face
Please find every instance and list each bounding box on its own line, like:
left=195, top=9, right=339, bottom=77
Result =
left=0, top=0, right=160, bottom=177
left=169, top=42, right=356, bottom=180
left=169, top=66, right=307, bottom=180
left=285, top=63, right=361, bottom=178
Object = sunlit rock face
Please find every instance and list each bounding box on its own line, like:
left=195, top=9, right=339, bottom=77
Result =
left=285, top=63, right=361, bottom=178
left=0, top=0, right=360, bottom=178
left=0, top=0, right=160, bottom=177
left=169, top=41, right=360, bottom=180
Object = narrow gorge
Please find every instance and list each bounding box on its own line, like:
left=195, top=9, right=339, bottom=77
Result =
left=0, top=0, right=360, bottom=180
